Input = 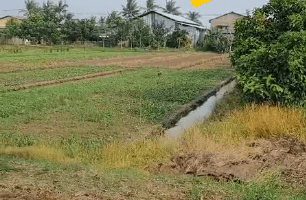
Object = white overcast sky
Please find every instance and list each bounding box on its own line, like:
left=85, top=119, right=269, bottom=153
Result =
left=1, top=0, right=269, bottom=27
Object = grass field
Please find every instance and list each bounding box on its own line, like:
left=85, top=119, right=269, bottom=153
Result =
left=2, top=46, right=305, bottom=199
left=0, top=45, right=150, bottom=63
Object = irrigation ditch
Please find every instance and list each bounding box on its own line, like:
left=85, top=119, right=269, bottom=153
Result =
left=162, top=75, right=237, bottom=138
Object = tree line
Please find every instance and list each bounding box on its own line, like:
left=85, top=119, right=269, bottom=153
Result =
left=232, top=0, right=306, bottom=104
left=0, top=0, right=203, bottom=46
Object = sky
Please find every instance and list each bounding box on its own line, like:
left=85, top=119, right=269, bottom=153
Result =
left=1, top=0, right=269, bottom=27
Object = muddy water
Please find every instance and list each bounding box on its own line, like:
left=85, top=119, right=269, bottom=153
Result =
left=165, top=79, right=237, bottom=138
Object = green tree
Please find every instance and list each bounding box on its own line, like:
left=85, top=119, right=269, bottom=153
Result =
left=106, top=11, right=122, bottom=26
left=65, top=12, right=74, bottom=21
left=151, top=21, right=168, bottom=48
left=146, top=0, right=159, bottom=11
left=197, top=30, right=231, bottom=53
left=18, top=12, right=49, bottom=43
left=166, top=29, right=190, bottom=48
left=22, top=0, right=40, bottom=17
left=98, top=16, right=106, bottom=26
left=8, top=0, right=69, bottom=44
left=232, top=0, right=306, bottom=104
left=163, top=0, right=181, bottom=16
left=55, top=0, right=68, bottom=16
left=3, top=18, right=22, bottom=37
left=121, top=0, right=140, bottom=18
left=186, top=11, right=202, bottom=25
left=131, top=19, right=152, bottom=47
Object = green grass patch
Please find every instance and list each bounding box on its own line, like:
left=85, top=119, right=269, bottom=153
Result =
left=0, top=67, right=233, bottom=141
left=0, top=45, right=171, bottom=65
left=2, top=81, right=306, bottom=199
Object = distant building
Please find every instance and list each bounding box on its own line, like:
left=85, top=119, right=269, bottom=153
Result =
left=209, top=11, right=244, bottom=35
left=137, top=10, right=208, bottom=46
left=0, top=16, right=26, bottom=29
left=0, top=16, right=27, bottom=45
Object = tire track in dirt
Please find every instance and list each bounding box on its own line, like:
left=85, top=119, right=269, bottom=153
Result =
left=177, top=55, right=230, bottom=70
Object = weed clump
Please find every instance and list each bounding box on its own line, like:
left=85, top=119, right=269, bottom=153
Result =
left=102, top=138, right=178, bottom=169
left=1, top=145, right=71, bottom=162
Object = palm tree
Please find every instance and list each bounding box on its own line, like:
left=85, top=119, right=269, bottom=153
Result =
left=186, top=11, right=203, bottom=25
left=146, top=0, right=159, bottom=11
left=55, top=0, right=68, bottom=15
left=98, top=16, right=106, bottom=26
left=163, top=0, right=181, bottom=16
left=106, top=11, right=121, bottom=25
left=22, top=0, right=40, bottom=16
left=65, top=12, right=74, bottom=21
left=121, top=0, right=140, bottom=18
left=42, top=0, right=53, bottom=10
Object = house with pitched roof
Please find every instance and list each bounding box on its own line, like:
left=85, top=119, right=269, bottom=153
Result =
left=0, top=16, right=27, bottom=44
left=137, top=10, right=207, bottom=46
left=209, top=11, right=244, bottom=34
left=0, top=16, right=26, bottom=30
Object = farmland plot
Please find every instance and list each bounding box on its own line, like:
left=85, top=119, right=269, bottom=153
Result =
left=0, top=47, right=240, bottom=199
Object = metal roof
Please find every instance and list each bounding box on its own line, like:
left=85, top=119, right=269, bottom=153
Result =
left=179, top=23, right=207, bottom=30
left=137, top=10, right=201, bottom=26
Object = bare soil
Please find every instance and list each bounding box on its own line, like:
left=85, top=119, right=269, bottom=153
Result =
left=149, top=137, right=306, bottom=183
left=94, top=53, right=230, bottom=70
left=10, top=68, right=133, bottom=92
left=1, top=52, right=231, bottom=73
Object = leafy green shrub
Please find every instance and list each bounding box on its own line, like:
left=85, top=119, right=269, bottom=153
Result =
left=166, top=29, right=191, bottom=48
left=232, top=0, right=306, bottom=104
left=197, top=30, right=232, bottom=53
left=151, top=21, right=168, bottom=48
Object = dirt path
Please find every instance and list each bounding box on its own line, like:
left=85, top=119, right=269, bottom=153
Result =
left=0, top=52, right=231, bottom=74
left=9, top=68, right=134, bottom=92
left=91, top=53, right=230, bottom=69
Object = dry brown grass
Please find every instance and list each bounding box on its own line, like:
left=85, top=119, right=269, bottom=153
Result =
left=101, top=138, right=178, bottom=169
left=179, top=104, right=306, bottom=157
left=240, top=105, right=306, bottom=139
left=0, top=145, right=72, bottom=162
left=3, top=104, right=306, bottom=170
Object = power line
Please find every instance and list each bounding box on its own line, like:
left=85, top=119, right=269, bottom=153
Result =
left=1, top=9, right=24, bottom=11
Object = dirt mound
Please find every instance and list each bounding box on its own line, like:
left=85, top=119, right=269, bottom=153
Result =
left=149, top=137, right=306, bottom=182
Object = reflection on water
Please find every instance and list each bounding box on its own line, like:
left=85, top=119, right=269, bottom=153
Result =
left=165, top=80, right=237, bottom=138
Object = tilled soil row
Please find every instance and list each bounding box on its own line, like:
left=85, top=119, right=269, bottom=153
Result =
left=177, top=55, right=229, bottom=70
left=149, top=137, right=306, bottom=183
left=1, top=53, right=227, bottom=74
left=92, top=53, right=189, bottom=67
left=0, top=53, right=177, bottom=74
left=7, top=68, right=135, bottom=92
